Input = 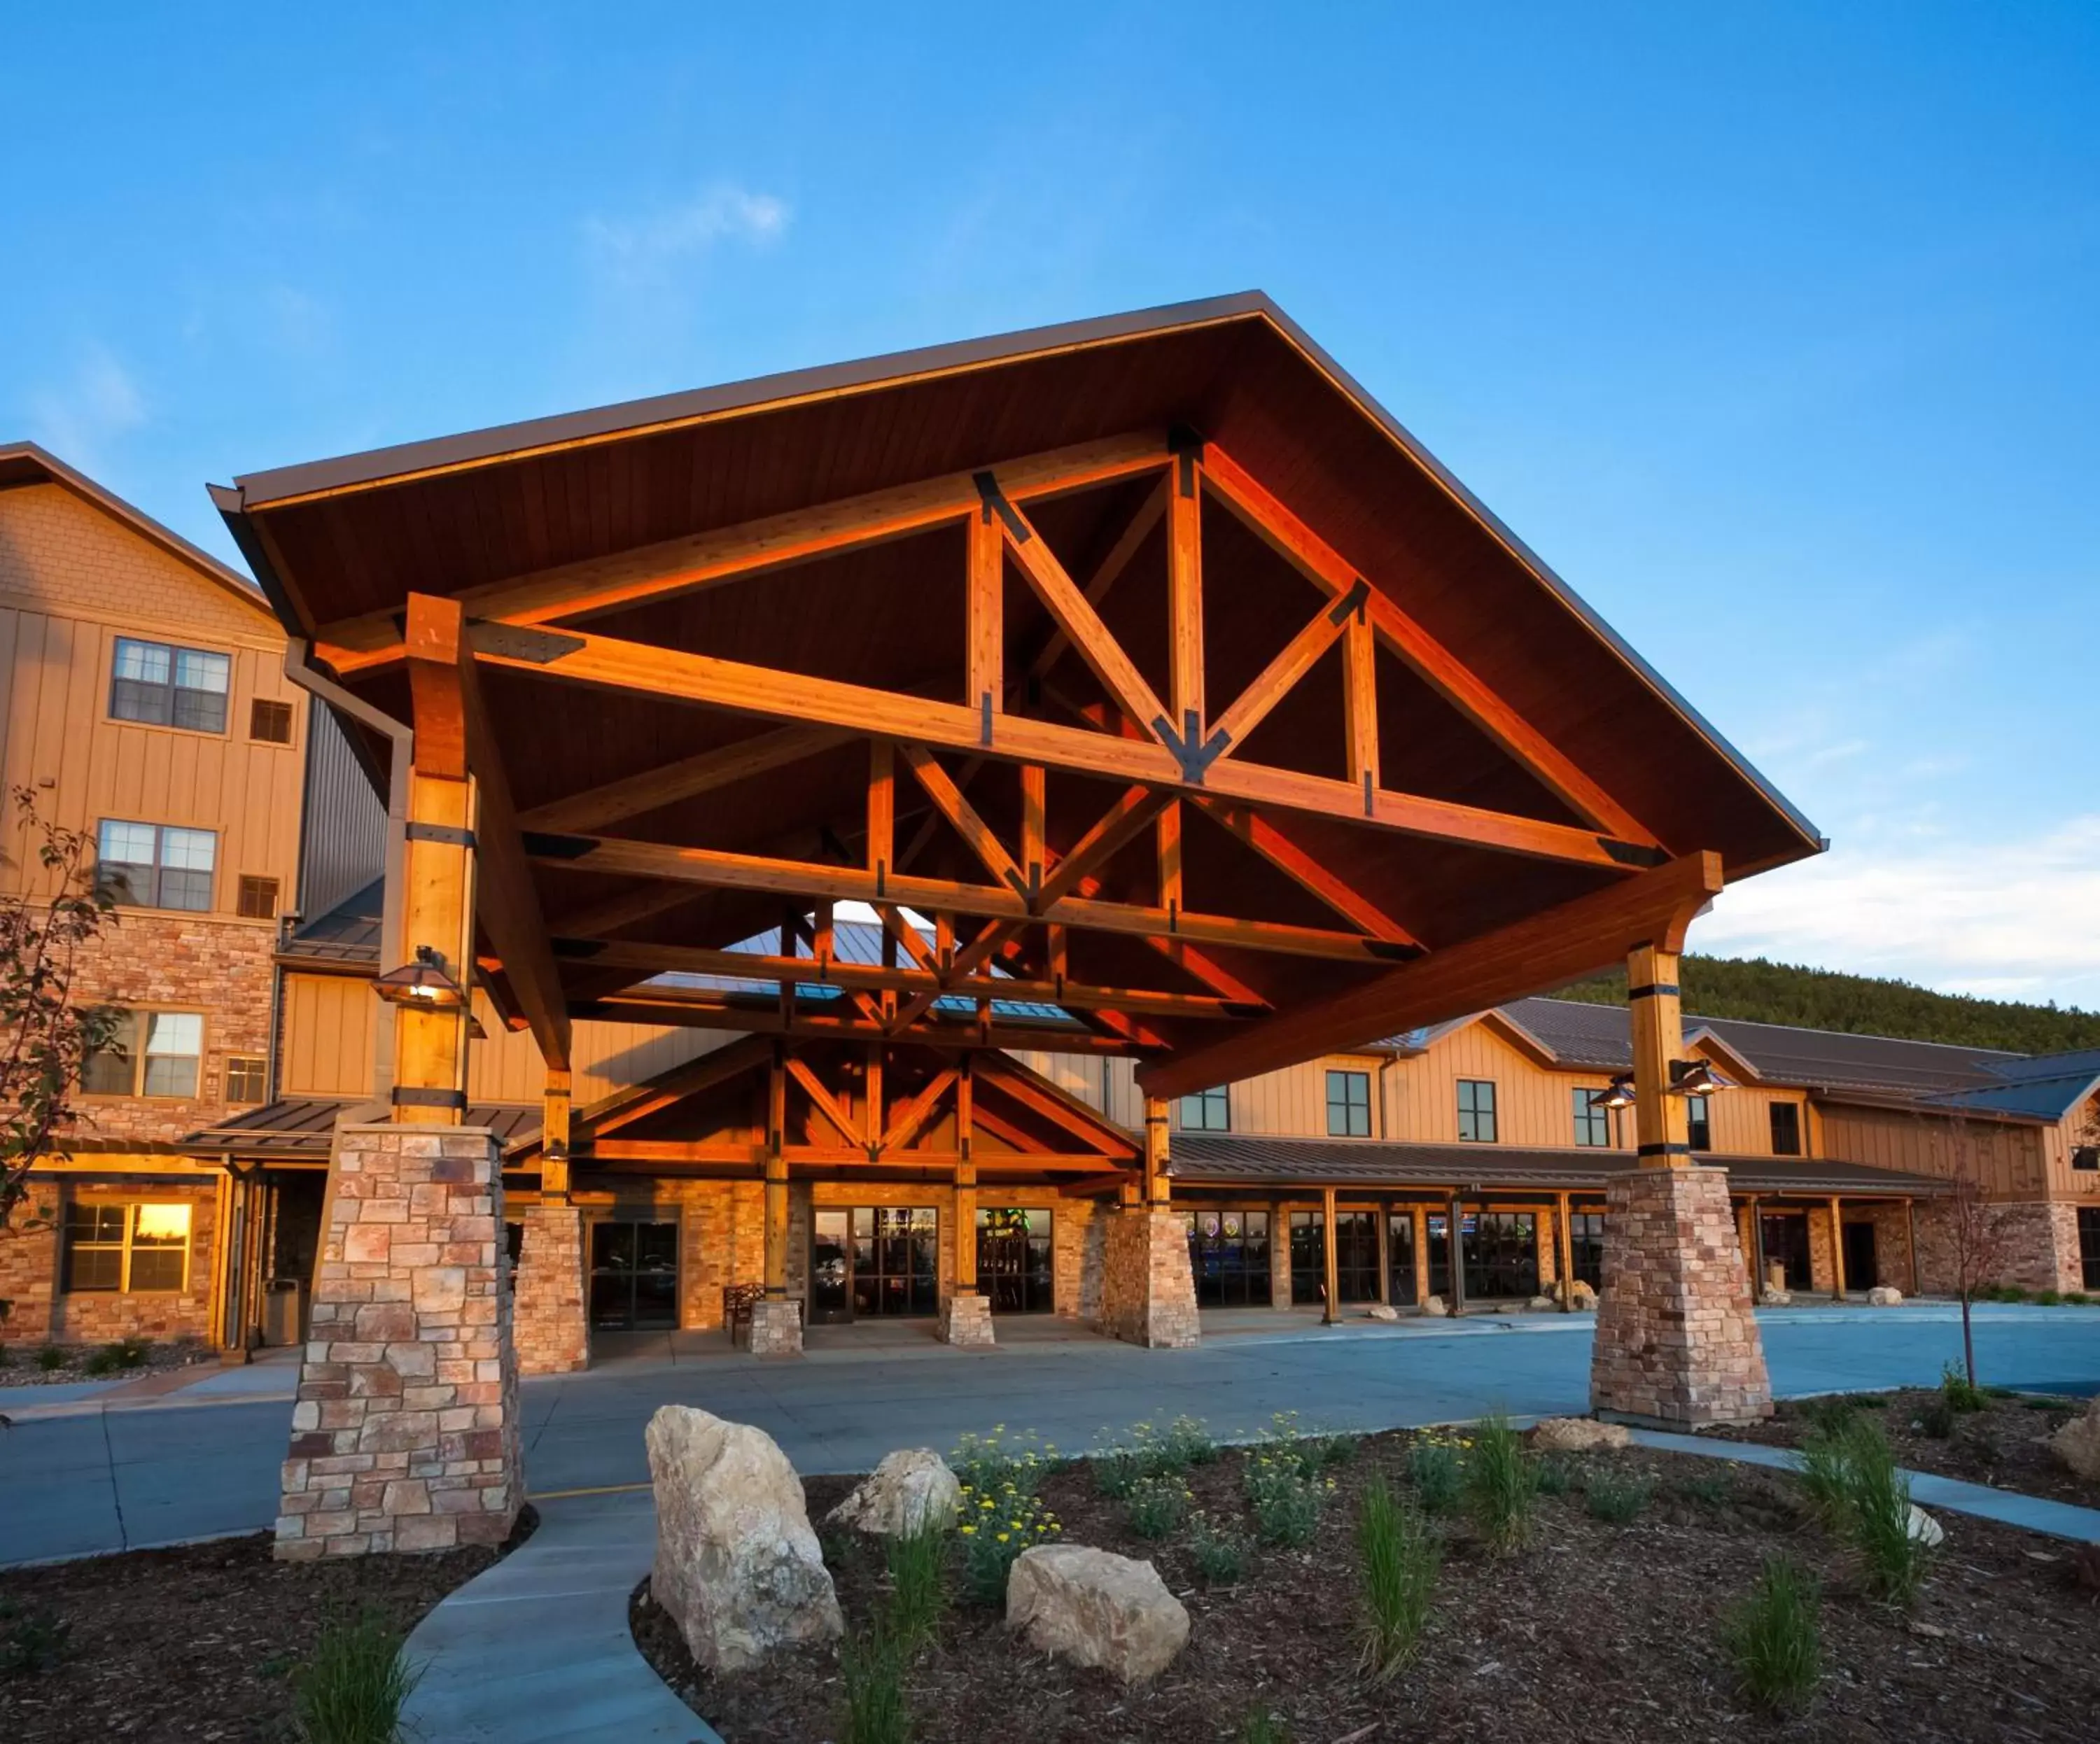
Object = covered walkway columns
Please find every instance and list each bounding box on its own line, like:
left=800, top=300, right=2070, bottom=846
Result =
left=938, top=1058, right=995, bottom=1346
left=1590, top=943, right=1772, bottom=1428
left=513, top=1069, right=589, bottom=1377
left=1098, top=1095, right=1200, bottom=1349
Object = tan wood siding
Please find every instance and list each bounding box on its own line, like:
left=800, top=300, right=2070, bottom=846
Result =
left=1816, top=1103, right=2048, bottom=1198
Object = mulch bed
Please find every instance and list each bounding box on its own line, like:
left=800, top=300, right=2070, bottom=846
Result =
left=0, top=1510, right=533, bottom=1741
left=1695, top=1388, right=2097, bottom=1507
left=0, top=1341, right=216, bottom=1389
left=634, top=1430, right=2100, bottom=1744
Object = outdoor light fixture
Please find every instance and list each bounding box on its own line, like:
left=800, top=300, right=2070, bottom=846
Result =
left=1669, top=1059, right=1730, bottom=1097
left=1592, top=1074, right=1637, bottom=1111
left=372, top=944, right=468, bottom=1010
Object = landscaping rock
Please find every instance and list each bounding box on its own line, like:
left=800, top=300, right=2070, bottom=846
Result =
left=1907, top=1504, right=1945, bottom=1547
left=1363, top=1304, right=1400, bottom=1321
left=1421, top=1295, right=1448, bottom=1318
left=824, top=1448, right=960, bottom=1537
left=1762, top=1286, right=1793, bottom=1307
left=1530, top=1416, right=1632, bottom=1454
left=2048, top=1395, right=2100, bottom=1482
left=645, top=1405, right=843, bottom=1673
left=1569, top=1280, right=1597, bottom=1310
left=1868, top=1286, right=1904, bottom=1307
left=1007, top=1544, right=1189, bottom=1685
left=1527, top=1295, right=1558, bottom=1311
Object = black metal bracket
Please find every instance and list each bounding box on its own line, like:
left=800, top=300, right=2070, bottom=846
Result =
left=972, top=472, right=1031, bottom=542
left=1153, top=710, right=1232, bottom=784
left=391, top=1086, right=468, bottom=1111
left=405, top=821, right=477, bottom=849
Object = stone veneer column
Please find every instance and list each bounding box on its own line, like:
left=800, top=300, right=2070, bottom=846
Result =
left=512, top=1201, right=589, bottom=1376
left=275, top=1124, right=522, bottom=1559
left=1098, top=1207, right=1200, bottom=1349
left=937, top=1293, right=996, bottom=1346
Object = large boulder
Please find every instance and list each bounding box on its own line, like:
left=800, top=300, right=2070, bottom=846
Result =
left=1868, top=1286, right=1904, bottom=1307
left=1363, top=1304, right=1401, bottom=1322
left=825, top=1448, right=960, bottom=1537
left=1531, top=1416, right=1632, bottom=1454
left=1421, top=1295, right=1448, bottom=1318
left=2050, top=1396, right=2100, bottom=1483
left=1761, top=1286, right=1793, bottom=1307
left=1569, top=1280, right=1597, bottom=1311
left=645, top=1405, right=843, bottom=1673
left=1007, top=1545, right=1189, bottom=1685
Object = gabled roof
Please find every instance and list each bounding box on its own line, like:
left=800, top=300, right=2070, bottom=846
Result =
left=0, top=441, right=269, bottom=619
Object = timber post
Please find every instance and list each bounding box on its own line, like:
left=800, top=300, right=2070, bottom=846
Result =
left=1555, top=1189, right=1576, bottom=1309
left=1321, top=1185, right=1341, bottom=1325
left=938, top=1058, right=995, bottom=1345
left=1828, top=1195, right=1847, bottom=1301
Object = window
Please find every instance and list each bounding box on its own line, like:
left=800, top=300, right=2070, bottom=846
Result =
left=64, top=1202, right=191, bottom=1293
left=225, top=1056, right=268, bottom=1104
left=2080, top=1209, right=2100, bottom=1292
left=1770, top=1102, right=1803, bottom=1156
left=98, top=820, right=216, bottom=910
left=1183, top=1209, right=1271, bottom=1308
left=248, top=697, right=295, bottom=744
left=1572, top=1087, right=1611, bottom=1148
left=237, top=875, right=280, bottom=920
left=1457, top=1079, right=1497, bottom=1143
left=2073, top=1146, right=2099, bottom=1173
left=111, top=637, right=229, bottom=733
left=1179, top=1085, right=1231, bottom=1132
left=1326, top=1069, right=1371, bottom=1138
left=1286, top=1211, right=1378, bottom=1305
left=1687, top=1094, right=1712, bottom=1152
left=978, top=1208, right=1054, bottom=1313
left=1568, top=1210, right=1606, bottom=1289
left=83, top=1011, right=204, bottom=1098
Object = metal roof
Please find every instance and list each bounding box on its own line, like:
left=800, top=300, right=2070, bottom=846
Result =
left=185, top=1098, right=540, bottom=1160
left=1164, top=1131, right=1945, bottom=1198
left=280, top=877, right=385, bottom=966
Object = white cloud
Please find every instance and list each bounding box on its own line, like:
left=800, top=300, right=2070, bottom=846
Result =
left=25, top=346, right=146, bottom=470
left=1695, top=815, right=2100, bottom=1009
left=582, top=185, right=790, bottom=285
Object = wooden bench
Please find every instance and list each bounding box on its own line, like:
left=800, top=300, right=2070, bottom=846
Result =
left=723, top=1283, right=767, bottom=1346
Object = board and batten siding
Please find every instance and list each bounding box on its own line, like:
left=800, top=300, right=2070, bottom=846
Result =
left=1816, top=1102, right=2050, bottom=1198
left=298, top=704, right=386, bottom=923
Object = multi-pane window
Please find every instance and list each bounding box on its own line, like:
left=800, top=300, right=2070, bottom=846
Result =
left=98, top=820, right=216, bottom=910
left=2071, top=1146, right=2098, bottom=1173
left=1457, top=1078, right=1497, bottom=1143
left=237, top=875, right=280, bottom=920
left=1572, top=1087, right=1611, bottom=1147
left=225, top=1056, right=268, bottom=1104
left=248, top=698, right=295, bottom=744
left=1326, top=1069, right=1371, bottom=1137
left=111, top=637, right=230, bottom=733
left=2080, top=1208, right=2100, bottom=1291
left=1687, top=1094, right=1712, bottom=1152
left=82, top=1011, right=204, bottom=1098
left=1568, top=1210, right=1606, bottom=1288
left=1769, top=1102, right=1803, bottom=1157
left=64, top=1202, right=191, bottom=1292
left=1180, top=1085, right=1231, bottom=1131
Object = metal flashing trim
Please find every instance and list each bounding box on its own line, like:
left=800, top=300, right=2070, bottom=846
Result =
left=466, top=620, right=587, bottom=664
left=391, top=1086, right=469, bottom=1110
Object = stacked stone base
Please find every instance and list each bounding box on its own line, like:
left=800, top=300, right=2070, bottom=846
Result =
left=748, top=1297, right=804, bottom=1358
left=1098, top=1208, right=1200, bottom=1349
left=937, top=1291, right=996, bottom=1346
left=276, top=1125, right=522, bottom=1559
left=512, top=1201, right=589, bottom=1376
left=1590, top=1166, right=1772, bottom=1428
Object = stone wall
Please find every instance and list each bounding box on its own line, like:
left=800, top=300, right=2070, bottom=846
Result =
left=276, top=1125, right=520, bottom=1560
left=0, top=1174, right=220, bottom=1347
left=1590, top=1167, right=1772, bottom=1428
left=1912, top=1197, right=2082, bottom=1296
left=1807, top=1206, right=1837, bottom=1296
left=512, top=1201, right=587, bottom=1376
left=1096, top=1207, right=1200, bottom=1349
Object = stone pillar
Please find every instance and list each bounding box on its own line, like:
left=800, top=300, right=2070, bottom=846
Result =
left=276, top=1124, right=522, bottom=1559
left=512, top=1201, right=589, bottom=1376
left=1590, top=943, right=1772, bottom=1428
left=747, top=1297, right=803, bottom=1358
left=1098, top=1207, right=1200, bottom=1349
left=937, top=1292, right=995, bottom=1346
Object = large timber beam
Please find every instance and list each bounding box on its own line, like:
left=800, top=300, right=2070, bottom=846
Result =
left=470, top=621, right=1656, bottom=871
left=405, top=594, right=571, bottom=1071
left=575, top=987, right=1144, bottom=1053
left=519, top=724, right=850, bottom=834
left=1186, top=796, right=1418, bottom=945
left=315, top=433, right=1172, bottom=673
left=1137, top=851, right=1725, bottom=1101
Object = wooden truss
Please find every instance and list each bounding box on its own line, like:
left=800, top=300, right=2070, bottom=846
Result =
left=367, top=428, right=1709, bottom=1096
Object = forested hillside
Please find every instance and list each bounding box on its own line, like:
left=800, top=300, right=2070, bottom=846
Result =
left=1551, top=956, right=2100, bottom=1055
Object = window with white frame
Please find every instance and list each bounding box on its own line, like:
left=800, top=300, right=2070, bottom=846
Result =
left=64, top=1202, right=192, bottom=1292
left=81, top=1011, right=204, bottom=1099
left=111, top=637, right=230, bottom=733
left=97, top=820, right=216, bottom=910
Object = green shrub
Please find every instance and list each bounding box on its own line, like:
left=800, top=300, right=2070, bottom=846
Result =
left=0, top=1601, right=71, bottom=1678
left=1795, top=1418, right=1864, bottom=1526
left=948, top=1426, right=1054, bottom=1496
left=955, top=1483, right=1060, bottom=1605
left=290, top=1611, right=420, bottom=1744
left=1989, top=1284, right=2028, bottom=1303
left=1672, top=1470, right=1733, bottom=1509
left=35, top=1344, right=66, bottom=1372
left=883, top=1521, right=947, bottom=1651
left=1796, top=1418, right=1933, bottom=1606
left=1161, top=1414, right=1219, bottom=1468
left=84, top=1337, right=152, bottom=1377
left=1356, top=1479, right=1437, bottom=1682
left=1463, top=1415, right=1539, bottom=1553
left=1406, top=1439, right=1462, bottom=1516
left=1916, top=1397, right=1956, bottom=1439
left=1186, top=1510, right=1248, bottom=1585
left=1726, top=1555, right=1821, bottom=1713
left=1534, top=1456, right=1572, bottom=1497
left=839, top=1615, right=911, bottom=1744
left=1584, top=1470, right=1653, bottom=1524
left=1239, top=1705, right=1291, bottom=1744
left=1939, top=1363, right=1987, bottom=1414
left=1242, top=1447, right=1331, bottom=1547
left=2064, top=1291, right=2090, bottom=1306
left=1092, top=1440, right=1147, bottom=1499
left=2035, top=1288, right=2063, bottom=1306
left=1124, top=1473, right=1193, bottom=1541
left=1798, top=1395, right=1859, bottom=1435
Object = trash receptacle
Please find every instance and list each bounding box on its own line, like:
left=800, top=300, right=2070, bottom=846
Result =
left=263, top=1279, right=304, bottom=1346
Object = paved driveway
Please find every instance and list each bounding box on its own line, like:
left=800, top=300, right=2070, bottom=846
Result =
left=4, top=1305, right=2094, bottom=1567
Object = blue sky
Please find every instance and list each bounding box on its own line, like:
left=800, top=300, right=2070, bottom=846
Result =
left=5, top=4, right=2095, bottom=1006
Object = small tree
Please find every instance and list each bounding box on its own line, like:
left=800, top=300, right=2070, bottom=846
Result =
left=1930, top=1114, right=2017, bottom=1390
left=1, top=787, right=121, bottom=1271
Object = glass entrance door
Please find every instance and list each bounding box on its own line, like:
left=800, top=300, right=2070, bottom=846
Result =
left=1464, top=1212, right=1539, bottom=1300
left=977, top=1207, right=1054, bottom=1313
left=851, top=1207, right=939, bottom=1316
left=589, top=1219, right=679, bottom=1330
left=811, top=1210, right=853, bottom=1324
left=1182, top=1209, right=1271, bottom=1307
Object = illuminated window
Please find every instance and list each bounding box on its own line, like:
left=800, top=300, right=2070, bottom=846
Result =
left=64, top=1202, right=191, bottom=1293
left=225, top=1057, right=268, bottom=1104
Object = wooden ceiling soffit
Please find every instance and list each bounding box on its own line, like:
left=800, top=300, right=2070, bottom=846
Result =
left=313, top=431, right=1172, bottom=673
left=976, top=1053, right=1141, bottom=1160
left=575, top=986, right=1141, bottom=1053
left=519, top=724, right=851, bottom=835
left=1137, top=851, right=1724, bottom=1102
